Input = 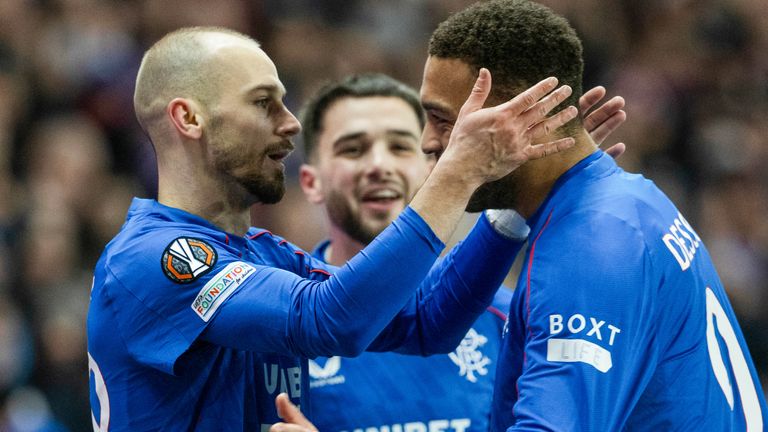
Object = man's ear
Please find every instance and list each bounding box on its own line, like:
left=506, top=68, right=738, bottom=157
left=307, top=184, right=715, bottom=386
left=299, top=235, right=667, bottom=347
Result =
left=299, top=164, right=325, bottom=204
left=168, top=98, right=204, bottom=139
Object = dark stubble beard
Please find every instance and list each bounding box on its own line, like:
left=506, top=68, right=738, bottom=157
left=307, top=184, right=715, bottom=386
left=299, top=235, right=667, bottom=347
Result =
left=240, top=170, right=285, bottom=204
left=325, top=190, right=384, bottom=245
left=207, top=121, right=286, bottom=205
left=211, top=152, right=286, bottom=205
left=466, top=172, right=520, bottom=212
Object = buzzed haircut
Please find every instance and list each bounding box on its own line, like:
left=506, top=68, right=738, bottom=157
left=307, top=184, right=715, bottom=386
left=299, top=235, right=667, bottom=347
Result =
left=300, top=73, right=425, bottom=162
left=430, top=0, right=584, bottom=127
left=133, top=26, right=259, bottom=132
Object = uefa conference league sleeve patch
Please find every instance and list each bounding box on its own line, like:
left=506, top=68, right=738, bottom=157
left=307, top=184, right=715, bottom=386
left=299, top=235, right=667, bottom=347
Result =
left=161, top=237, right=218, bottom=284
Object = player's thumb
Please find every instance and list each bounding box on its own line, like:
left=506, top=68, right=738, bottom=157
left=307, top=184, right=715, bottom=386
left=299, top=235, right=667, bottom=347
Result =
left=275, top=393, right=317, bottom=431
left=458, top=68, right=492, bottom=117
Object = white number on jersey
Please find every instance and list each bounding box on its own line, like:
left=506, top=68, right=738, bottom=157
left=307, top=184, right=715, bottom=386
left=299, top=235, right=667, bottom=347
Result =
left=89, top=352, right=110, bottom=431
left=705, top=287, right=763, bottom=430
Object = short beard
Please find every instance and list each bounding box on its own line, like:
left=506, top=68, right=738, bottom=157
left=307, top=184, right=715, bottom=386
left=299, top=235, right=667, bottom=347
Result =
left=466, top=174, right=518, bottom=212
left=206, top=113, right=288, bottom=205
left=325, top=190, right=381, bottom=245
left=240, top=172, right=285, bottom=204
left=207, top=137, right=286, bottom=205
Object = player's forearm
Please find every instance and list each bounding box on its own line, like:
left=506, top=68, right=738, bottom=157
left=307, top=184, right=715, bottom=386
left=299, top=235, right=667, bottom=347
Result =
left=202, top=207, right=444, bottom=356
left=287, top=206, right=447, bottom=357
left=408, top=162, right=483, bottom=244
left=367, top=213, right=524, bottom=354
left=415, top=213, right=524, bottom=353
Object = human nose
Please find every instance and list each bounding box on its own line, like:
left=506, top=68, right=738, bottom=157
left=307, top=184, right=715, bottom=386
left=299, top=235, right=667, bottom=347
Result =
left=365, top=143, right=396, bottom=178
left=420, top=124, right=445, bottom=159
left=276, top=107, right=301, bottom=137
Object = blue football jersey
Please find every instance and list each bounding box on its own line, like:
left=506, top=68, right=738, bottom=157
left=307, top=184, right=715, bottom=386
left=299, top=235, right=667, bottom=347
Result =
left=309, top=240, right=515, bottom=432
left=491, top=151, right=767, bottom=431
left=88, top=199, right=521, bottom=431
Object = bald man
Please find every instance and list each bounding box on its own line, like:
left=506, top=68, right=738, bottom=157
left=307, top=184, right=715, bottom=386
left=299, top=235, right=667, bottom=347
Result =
left=87, top=27, right=580, bottom=430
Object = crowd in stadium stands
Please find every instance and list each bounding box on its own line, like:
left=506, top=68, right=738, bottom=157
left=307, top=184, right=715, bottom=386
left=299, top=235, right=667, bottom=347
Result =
left=0, top=0, right=766, bottom=430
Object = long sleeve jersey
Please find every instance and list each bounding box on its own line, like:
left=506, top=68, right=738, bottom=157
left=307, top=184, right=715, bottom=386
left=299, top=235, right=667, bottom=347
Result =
left=491, top=151, right=766, bottom=431
left=87, top=199, right=520, bottom=431
left=308, top=238, right=519, bottom=432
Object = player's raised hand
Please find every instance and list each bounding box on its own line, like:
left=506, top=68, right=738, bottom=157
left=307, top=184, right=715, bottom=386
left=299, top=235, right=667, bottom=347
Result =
left=440, top=68, right=578, bottom=186
left=580, top=86, right=627, bottom=158
left=270, top=393, right=318, bottom=432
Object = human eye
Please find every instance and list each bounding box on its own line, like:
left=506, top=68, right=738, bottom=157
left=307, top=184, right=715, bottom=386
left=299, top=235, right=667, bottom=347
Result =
left=335, top=142, right=363, bottom=158
left=252, top=98, right=271, bottom=109
left=427, top=111, right=453, bottom=129
left=390, top=140, right=417, bottom=154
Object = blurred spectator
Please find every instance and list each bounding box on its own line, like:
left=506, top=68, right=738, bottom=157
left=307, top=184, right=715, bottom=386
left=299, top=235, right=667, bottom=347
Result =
left=1, top=386, right=68, bottom=432
left=0, top=1, right=765, bottom=429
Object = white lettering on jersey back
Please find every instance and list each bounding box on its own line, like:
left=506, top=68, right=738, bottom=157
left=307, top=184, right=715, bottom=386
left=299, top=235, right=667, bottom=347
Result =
left=344, top=418, right=471, bottom=432
left=448, top=328, right=491, bottom=383
left=662, top=212, right=701, bottom=271
left=547, top=338, right=613, bottom=372
left=308, top=357, right=346, bottom=388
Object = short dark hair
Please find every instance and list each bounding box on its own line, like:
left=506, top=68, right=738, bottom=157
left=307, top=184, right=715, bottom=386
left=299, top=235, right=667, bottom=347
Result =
left=300, top=73, right=425, bottom=162
left=429, top=0, right=584, bottom=127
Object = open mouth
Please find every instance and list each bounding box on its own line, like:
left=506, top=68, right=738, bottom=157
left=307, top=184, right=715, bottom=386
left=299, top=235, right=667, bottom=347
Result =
left=268, top=148, right=293, bottom=162
left=361, top=188, right=403, bottom=205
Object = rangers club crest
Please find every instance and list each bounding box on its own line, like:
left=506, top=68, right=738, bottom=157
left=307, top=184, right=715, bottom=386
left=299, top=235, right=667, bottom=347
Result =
left=161, top=237, right=217, bottom=283
left=448, top=328, right=491, bottom=383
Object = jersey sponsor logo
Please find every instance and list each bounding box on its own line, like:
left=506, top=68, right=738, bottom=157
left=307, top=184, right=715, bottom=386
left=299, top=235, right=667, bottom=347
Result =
left=547, top=338, right=612, bottom=372
left=342, top=418, right=471, bottom=432
left=448, top=328, right=491, bottom=383
left=191, top=261, right=256, bottom=321
left=161, top=237, right=217, bottom=283
left=308, top=357, right=346, bottom=388
left=263, top=363, right=302, bottom=399
left=662, top=211, right=701, bottom=271
left=547, top=313, right=621, bottom=372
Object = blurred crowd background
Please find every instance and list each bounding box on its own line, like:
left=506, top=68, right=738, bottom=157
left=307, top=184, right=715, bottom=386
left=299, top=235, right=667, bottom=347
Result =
left=0, top=0, right=766, bottom=430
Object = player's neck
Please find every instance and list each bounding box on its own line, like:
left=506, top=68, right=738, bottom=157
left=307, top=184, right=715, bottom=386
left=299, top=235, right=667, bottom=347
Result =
left=157, top=169, right=252, bottom=236
left=515, top=130, right=597, bottom=219
left=325, top=225, right=367, bottom=266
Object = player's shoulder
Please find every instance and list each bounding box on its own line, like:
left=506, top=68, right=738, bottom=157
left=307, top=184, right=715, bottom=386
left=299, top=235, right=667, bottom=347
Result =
left=245, top=228, right=301, bottom=253
left=245, top=228, right=323, bottom=276
left=557, top=176, right=697, bottom=272
left=105, top=199, right=226, bottom=254
left=542, top=206, right=647, bottom=257
left=586, top=166, right=682, bottom=235
left=98, top=213, right=231, bottom=294
left=488, top=287, right=513, bottom=317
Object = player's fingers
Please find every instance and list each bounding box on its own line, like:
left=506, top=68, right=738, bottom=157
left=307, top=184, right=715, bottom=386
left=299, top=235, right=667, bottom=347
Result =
left=584, top=96, right=625, bottom=138
left=501, top=77, right=559, bottom=116
left=589, top=109, right=627, bottom=145
left=457, top=68, right=492, bottom=118
left=519, top=85, right=572, bottom=126
left=527, top=106, right=578, bottom=140
left=525, top=137, right=576, bottom=160
left=604, top=142, right=626, bottom=159
left=275, top=393, right=317, bottom=431
left=579, top=86, right=607, bottom=114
